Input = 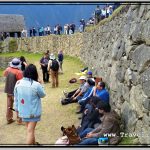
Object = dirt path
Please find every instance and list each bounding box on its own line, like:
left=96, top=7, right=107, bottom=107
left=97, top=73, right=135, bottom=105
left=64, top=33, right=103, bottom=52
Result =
left=0, top=57, right=83, bottom=145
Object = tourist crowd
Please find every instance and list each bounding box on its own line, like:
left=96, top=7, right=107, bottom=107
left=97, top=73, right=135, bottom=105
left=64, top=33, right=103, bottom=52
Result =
left=3, top=48, right=121, bottom=145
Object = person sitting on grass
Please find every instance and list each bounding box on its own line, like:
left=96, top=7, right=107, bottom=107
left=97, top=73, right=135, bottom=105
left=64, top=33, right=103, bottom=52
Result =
left=93, top=81, right=109, bottom=104
left=76, top=101, right=121, bottom=145
left=77, top=96, right=101, bottom=133
left=76, top=78, right=95, bottom=114
left=61, top=76, right=89, bottom=105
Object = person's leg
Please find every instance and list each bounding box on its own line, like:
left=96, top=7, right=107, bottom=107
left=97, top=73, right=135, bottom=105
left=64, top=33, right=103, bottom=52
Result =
left=46, top=70, right=49, bottom=82
left=78, top=137, right=98, bottom=145
left=55, top=71, right=59, bottom=87
left=67, top=89, right=77, bottom=98
left=79, top=128, right=94, bottom=139
left=6, top=95, right=14, bottom=123
left=51, top=70, right=55, bottom=88
left=42, top=69, right=46, bottom=82
left=26, top=122, right=37, bottom=145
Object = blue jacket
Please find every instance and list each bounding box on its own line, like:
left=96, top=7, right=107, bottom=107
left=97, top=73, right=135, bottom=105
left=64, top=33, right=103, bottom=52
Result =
left=95, top=88, right=109, bottom=103
left=14, top=77, right=46, bottom=118
left=78, top=86, right=94, bottom=104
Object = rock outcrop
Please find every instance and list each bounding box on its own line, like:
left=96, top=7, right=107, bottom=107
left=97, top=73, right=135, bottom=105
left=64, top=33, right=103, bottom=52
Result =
left=81, top=4, right=150, bottom=144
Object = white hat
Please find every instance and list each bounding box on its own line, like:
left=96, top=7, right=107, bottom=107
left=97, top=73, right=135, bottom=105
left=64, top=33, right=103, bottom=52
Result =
left=9, top=58, right=21, bottom=69
left=79, top=76, right=86, bottom=80
left=50, top=53, right=55, bottom=60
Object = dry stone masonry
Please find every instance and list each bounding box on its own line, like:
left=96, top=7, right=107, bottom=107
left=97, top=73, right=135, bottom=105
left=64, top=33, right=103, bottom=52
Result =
left=0, top=4, right=149, bottom=144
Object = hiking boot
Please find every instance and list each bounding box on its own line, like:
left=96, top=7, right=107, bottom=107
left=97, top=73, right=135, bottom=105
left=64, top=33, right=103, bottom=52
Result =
left=7, top=119, right=15, bottom=124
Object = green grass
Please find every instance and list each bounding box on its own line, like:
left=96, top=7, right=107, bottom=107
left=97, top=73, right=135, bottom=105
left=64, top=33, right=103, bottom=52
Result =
left=119, top=137, right=139, bottom=145
left=0, top=51, right=42, bottom=62
left=0, top=51, right=85, bottom=144
left=0, top=69, right=3, bottom=77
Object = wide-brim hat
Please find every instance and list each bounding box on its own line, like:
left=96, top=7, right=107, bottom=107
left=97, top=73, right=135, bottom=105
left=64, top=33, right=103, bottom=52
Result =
left=9, top=58, right=21, bottom=69
left=50, top=53, right=55, bottom=60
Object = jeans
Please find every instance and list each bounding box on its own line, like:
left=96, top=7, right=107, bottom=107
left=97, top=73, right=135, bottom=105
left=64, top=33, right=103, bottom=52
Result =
left=78, top=128, right=98, bottom=145
left=42, top=67, right=49, bottom=82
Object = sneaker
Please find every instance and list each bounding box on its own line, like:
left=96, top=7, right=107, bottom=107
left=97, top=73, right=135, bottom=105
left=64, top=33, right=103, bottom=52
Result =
left=63, top=90, right=68, bottom=97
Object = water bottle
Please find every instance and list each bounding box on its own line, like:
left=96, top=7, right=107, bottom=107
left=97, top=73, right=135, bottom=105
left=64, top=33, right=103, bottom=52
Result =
left=98, top=137, right=109, bottom=145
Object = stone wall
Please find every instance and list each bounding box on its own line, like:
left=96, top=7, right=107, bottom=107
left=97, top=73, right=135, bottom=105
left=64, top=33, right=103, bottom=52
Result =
left=16, top=33, right=83, bottom=57
left=1, top=4, right=150, bottom=144
left=81, top=4, right=150, bottom=144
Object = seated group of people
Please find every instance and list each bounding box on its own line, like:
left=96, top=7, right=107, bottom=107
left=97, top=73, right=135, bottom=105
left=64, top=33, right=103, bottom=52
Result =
left=60, top=71, right=121, bottom=145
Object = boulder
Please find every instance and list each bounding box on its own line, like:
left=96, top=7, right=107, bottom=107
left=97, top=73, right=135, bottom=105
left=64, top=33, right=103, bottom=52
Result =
left=131, top=44, right=150, bottom=73
left=121, top=101, right=138, bottom=132
left=140, top=67, right=150, bottom=97
left=129, top=85, right=145, bottom=117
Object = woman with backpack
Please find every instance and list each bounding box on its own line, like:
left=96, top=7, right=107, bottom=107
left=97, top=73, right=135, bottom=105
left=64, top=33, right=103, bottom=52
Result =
left=48, top=53, right=60, bottom=88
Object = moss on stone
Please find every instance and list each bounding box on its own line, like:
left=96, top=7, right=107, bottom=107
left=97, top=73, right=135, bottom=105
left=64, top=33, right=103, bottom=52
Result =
left=8, top=39, right=18, bottom=52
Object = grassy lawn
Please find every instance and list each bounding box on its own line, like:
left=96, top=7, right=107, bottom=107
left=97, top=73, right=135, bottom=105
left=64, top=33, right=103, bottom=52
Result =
left=0, top=51, right=85, bottom=144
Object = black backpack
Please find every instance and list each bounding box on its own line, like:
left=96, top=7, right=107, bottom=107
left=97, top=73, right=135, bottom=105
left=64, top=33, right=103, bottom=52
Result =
left=50, top=59, right=59, bottom=71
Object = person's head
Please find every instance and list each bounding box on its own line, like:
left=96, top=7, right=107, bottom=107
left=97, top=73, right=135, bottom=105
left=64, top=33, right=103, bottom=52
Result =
left=97, top=81, right=105, bottom=90
left=9, top=58, right=21, bottom=69
left=50, top=53, right=55, bottom=60
left=23, top=64, right=38, bottom=82
left=87, top=78, right=95, bottom=86
left=96, top=101, right=111, bottom=115
left=44, top=52, right=49, bottom=58
left=59, top=50, right=63, bottom=54
left=20, top=56, right=26, bottom=62
left=90, top=96, right=101, bottom=108
left=87, top=71, right=93, bottom=78
left=97, top=5, right=99, bottom=8
left=79, top=76, right=86, bottom=84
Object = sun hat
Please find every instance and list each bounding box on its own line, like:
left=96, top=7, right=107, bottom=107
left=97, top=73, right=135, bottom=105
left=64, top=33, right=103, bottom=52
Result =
left=9, top=58, right=21, bottom=69
left=87, top=71, right=92, bottom=75
left=50, top=53, right=55, bottom=60
left=79, top=76, right=87, bottom=80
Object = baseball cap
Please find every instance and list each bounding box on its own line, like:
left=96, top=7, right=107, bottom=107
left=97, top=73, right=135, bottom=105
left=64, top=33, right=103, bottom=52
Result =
left=87, top=71, right=92, bottom=75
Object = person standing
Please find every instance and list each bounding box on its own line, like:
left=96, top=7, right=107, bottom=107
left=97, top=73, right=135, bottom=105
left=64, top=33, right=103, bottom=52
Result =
left=14, top=64, right=46, bottom=145
left=20, top=56, right=28, bottom=72
left=3, top=58, right=23, bottom=124
left=48, top=53, right=59, bottom=88
left=32, top=27, right=36, bottom=36
left=94, top=5, right=102, bottom=25
left=29, top=28, right=32, bottom=37
left=58, top=50, right=64, bottom=73
left=40, top=53, right=49, bottom=83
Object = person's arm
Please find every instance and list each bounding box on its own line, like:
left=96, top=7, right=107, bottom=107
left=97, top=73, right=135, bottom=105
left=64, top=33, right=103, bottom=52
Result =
left=47, top=60, right=52, bottom=71
left=40, top=58, right=44, bottom=66
left=93, top=87, right=97, bottom=96
left=16, top=71, right=23, bottom=80
left=72, top=88, right=80, bottom=98
left=3, top=68, right=9, bottom=77
left=14, top=84, right=18, bottom=112
left=23, top=61, right=28, bottom=67
left=37, top=83, right=46, bottom=98
left=90, top=118, right=113, bottom=138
